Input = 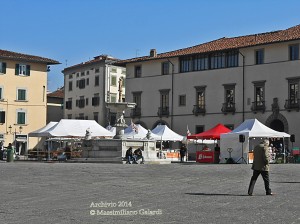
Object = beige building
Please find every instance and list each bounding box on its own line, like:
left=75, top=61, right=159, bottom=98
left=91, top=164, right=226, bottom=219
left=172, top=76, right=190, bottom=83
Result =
left=47, top=87, right=64, bottom=123
left=62, top=55, right=126, bottom=127
left=0, top=49, right=59, bottom=153
left=120, top=25, right=300, bottom=157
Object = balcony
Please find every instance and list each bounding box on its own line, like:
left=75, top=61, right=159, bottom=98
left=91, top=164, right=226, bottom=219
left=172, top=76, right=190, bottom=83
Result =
left=284, top=99, right=300, bottom=111
left=251, top=101, right=265, bottom=113
left=221, top=102, right=236, bottom=114
left=130, top=107, right=142, bottom=118
left=157, top=107, right=169, bottom=117
left=192, top=105, right=206, bottom=116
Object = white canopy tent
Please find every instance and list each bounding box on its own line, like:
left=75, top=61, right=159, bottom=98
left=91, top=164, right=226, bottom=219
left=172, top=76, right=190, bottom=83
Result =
left=28, top=121, right=58, bottom=137
left=220, top=119, right=290, bottom=163
left=29, top=119, right=114, bottom=138
left=152, top=125, right=184, bottom=141
left=124, top=124, right=160, bottom=140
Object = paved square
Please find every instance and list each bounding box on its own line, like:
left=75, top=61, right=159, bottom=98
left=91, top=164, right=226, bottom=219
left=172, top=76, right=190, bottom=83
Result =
left=0, top=162, right=299, bottom=224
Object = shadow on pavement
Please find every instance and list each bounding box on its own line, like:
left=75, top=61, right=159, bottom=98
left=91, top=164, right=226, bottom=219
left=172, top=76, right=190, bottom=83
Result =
left=185, top=193, right=249, bottom=196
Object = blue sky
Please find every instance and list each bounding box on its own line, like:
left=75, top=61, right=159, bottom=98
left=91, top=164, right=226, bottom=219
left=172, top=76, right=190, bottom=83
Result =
left=1, top=0, right=300, bottom=92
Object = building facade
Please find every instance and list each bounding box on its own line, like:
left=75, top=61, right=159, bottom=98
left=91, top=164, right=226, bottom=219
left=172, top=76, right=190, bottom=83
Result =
left=47, top=87, right=64, bottom=123
left=0, top=49, right=59, bottom=153
left=120, top=25, right=300, bottom=155
left=62, top=55, right=126, bottom=127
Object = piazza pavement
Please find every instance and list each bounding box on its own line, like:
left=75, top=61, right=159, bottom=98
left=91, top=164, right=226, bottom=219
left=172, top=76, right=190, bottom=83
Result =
left=0, top=161, right=299, bottom=224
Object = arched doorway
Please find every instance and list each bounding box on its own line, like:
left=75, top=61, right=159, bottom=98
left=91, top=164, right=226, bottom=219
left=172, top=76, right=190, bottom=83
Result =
left=270, top=119, right=284, bottom=132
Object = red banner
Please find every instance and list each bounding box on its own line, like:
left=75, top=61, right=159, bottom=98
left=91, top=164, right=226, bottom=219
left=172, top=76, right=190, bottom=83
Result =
left=196, top=151, right=214, bottom=163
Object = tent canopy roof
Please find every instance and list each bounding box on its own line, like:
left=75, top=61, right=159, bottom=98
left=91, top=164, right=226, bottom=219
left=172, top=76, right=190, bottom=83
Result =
left=28, top=121, right=58, bottom=137
left=187, top=123, right=231, bottom=140
left=221, top=119, right=290, bottom=138
left=152, top=125, right=184, bottom=141
left=29, top=119, right=114, bottom=138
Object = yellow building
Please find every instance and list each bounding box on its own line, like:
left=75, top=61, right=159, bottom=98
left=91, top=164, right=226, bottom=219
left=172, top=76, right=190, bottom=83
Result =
left=0, top=49, right=59, bottom=154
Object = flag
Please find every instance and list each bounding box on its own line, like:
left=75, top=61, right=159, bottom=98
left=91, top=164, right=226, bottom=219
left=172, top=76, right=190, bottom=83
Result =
left=187, top=125, right=191, bottom=136
left=131, top=120, right=138, bottom=133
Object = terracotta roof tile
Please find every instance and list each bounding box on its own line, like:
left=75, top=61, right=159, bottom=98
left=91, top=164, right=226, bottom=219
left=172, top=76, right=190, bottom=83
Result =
left=118, top=24, right=300, bottom=64
left=47, top=88, right=64, bottom=98
left=0, top=49, right=60, bottom=65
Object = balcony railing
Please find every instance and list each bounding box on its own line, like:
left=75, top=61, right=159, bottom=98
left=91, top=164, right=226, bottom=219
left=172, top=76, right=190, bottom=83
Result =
left=221, top=102, right=236, bottom=114
left=192, top=105, right=206, bottom=116
left=251, top=101, right=265, bottom=113
left=284, top=99, right=300, bottom=111
left=130, top=107, right=142, bottom=118
left=157, top=107, right=169, bottom=117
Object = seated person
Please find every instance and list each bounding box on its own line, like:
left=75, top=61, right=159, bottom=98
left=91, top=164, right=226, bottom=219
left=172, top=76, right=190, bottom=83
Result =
left=125, top=147, right=136, bottom=164
left=202, top=145, right=211, bottom=151
left=133, top=147, right=144, bottom=164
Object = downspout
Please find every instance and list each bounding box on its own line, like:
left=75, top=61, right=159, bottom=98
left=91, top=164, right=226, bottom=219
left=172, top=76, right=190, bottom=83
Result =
left=167, top=59, right=174, bottom=129
left=238, top=50, right=245, bottom=122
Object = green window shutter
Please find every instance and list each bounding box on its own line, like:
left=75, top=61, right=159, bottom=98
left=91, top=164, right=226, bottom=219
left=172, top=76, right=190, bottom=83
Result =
left=15, top=64, right=19, bottom=75
left=3, top=62, right=6, bottom=74
left=26, top=65, right=30, bottom=76
left=0, top=111, right=5, bottom=123
left=17, top=112, right=25, bottom=124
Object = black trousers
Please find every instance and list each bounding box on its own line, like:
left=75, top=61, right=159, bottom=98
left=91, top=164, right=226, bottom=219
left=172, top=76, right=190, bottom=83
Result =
left=248, top=170, right=271, bottom=195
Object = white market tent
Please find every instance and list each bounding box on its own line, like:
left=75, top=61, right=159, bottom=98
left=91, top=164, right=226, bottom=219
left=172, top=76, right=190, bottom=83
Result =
left=220, top=118, right=290, bottom=163
left=124, top=124, right=160, bottom=140
left=152, top=125, right=184, bottom=141
left=29, top=119, right=114, bottom=138
left=28, top=121, right=58, bottom=137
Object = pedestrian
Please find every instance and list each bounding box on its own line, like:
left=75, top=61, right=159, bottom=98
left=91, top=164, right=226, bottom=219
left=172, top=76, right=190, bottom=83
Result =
left=179, top=145, right=187, bottom=162
left=133, top=147, right=144, bottom=164
left=125, top=147, right=136, bottom=164
left=248, top=139, right=273, bottom=196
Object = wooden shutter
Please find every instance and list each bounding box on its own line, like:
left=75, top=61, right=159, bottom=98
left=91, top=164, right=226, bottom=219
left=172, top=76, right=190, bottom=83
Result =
left=26, top=65, right=30, bottom=76
left=0, top=111, right=5, bottom=123
left=1, top=62, right=6, bottom=74
left=15, top=64, right=19, bottom=75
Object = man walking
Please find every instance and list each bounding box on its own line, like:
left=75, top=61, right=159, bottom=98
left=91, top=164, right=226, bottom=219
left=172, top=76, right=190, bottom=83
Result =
left=248, top=139, right=273, bottom=196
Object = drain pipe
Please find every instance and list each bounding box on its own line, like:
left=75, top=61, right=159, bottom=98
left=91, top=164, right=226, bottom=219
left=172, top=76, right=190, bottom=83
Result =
left=238, top=51, right=245, bottom=122
left=167, top=59, right=175, bottom=129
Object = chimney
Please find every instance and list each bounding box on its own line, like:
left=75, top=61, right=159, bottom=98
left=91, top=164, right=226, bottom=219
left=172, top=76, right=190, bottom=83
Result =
left=150, top=49, right=157, bottom=57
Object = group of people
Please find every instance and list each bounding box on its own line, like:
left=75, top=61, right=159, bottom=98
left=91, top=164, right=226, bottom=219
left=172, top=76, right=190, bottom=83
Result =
left=125, top=147, right=144, bottom=164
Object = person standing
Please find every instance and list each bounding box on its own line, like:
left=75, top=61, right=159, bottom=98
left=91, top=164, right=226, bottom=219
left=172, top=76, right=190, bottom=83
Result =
left=179, top=145, right=187, bottom=163
left=248, top=139, right=273, bottom=196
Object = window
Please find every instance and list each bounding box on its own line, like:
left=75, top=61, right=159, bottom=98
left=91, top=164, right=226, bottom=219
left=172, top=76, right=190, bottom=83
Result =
left=289, top=44, right=299, bottom=60
left=179, top=95, right=186, bottom=106
left=67, top=114, right=72, bottom=119
left=86, top=78, right=89, bottom=86
left=162, top=62, right=169, bottom=75
left=93, top=112, right=99, bottom=122
left=68, top=81, right=73, bottom=91
left=78, top=96, right=85, bottom=108
left=92, top=94, right=100, bottom=106
left=0, top=62, right=6, bottom=74
left=15, top=64, right=30, bottom=76
left=251, top=81, right=266, bottom=112
left=81, top=72, right=84, bottom=76
left=17, top=110, right=26, bottom=124
left=134, top=66, right=142, bottom=78
left=180, top=50, right=238, bottom=72
left=196, top=88, right=205, bottom=109
left=211, top=52, right=226, bottom=69
left=95, top=76, right=99, bottom=86
left=193, top=55, right=209, bottom=71
left=195, top=125, right=204, bottom=134
left=285, top=78, right=299, bottom=109
left=79, top=79, right=85, bottom=89
left=0, top=111, right=5, bottom=123
left=86, top=70, right=89, bottom=75
left=69, top=73, right=73, bottom=79
left=95, top=68, right=100, bottom=73
left=132, top=92, right=142, bottom=117
left=255, top=49, right=264, bottom=64
left=222, top=84, right=236, bottom=113
left=111, top=67, right=117, bottom=73
left=17, top=89, right=27, bottom=101
left=66, top=99, right=72, bottom=110
left=111, top=76, right=117, bottom=86
left=158, top=89, right=170, bottom=116
left=85, top=98, right=89, bottom=106
left=110, top=93, right=117, bottom=103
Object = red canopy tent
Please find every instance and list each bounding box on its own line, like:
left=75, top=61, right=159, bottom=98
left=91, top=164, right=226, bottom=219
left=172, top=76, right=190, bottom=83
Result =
left=187, top=123, right=231, bottom=140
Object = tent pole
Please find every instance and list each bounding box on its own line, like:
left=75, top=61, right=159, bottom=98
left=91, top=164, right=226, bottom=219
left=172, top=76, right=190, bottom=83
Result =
left=283, top=137, right=285, bottom=164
